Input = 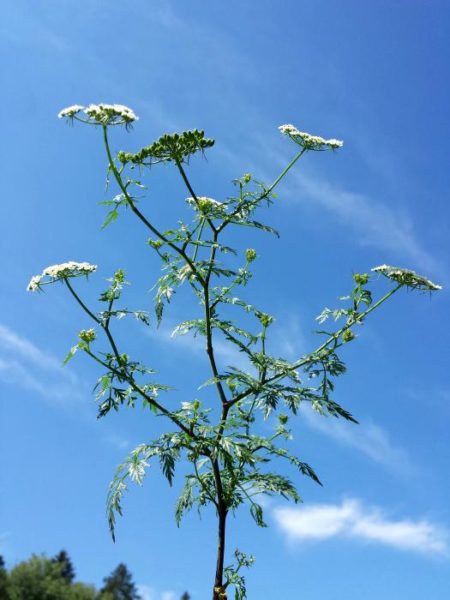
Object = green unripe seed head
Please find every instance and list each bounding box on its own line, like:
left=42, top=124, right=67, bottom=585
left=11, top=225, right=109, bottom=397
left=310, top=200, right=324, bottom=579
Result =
left=342, top=329, right=355, bottom=343
left=79, top=328, right=96, bottom=343
left=353, top=273, right=369, bottom=285
left=246, top=248, right=257, bottom=262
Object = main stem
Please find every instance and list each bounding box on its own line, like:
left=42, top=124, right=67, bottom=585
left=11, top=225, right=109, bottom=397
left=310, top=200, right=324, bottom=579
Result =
left=213, top=507, right=228, bottom=599
left=211, top=458, right=228, bottom=599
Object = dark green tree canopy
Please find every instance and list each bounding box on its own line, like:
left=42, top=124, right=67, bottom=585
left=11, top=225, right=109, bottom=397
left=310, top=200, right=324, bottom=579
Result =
left=99, top=563, right=140, bottom=600
left=7, top=554, right=96, bottom=600
left=52, top=550, right=76, bottom=584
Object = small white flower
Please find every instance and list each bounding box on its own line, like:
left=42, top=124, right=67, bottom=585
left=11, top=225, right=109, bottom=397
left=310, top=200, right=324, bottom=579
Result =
left=371, top=265, right=442, bottom=291
left=27, top=261, right=97, bottom=292
left=42, top=261, right=97, bottom=279
left=58, top=105, right=84, bottom=119
left=186, top=196, right=226, bottom=216
left=84, top=103, right=138, bottom=125
left=26, top=275, right=42, bottom=292
left=278, top=124, right=343, bottom=151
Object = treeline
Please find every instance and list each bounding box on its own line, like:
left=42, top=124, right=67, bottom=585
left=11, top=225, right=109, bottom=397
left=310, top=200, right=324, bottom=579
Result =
left=0, top=551, right=190, bottom=600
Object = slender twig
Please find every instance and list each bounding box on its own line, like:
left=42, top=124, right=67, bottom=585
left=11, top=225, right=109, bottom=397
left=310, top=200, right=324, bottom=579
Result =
left=101, top=126, right=205, bottom=286
left=64, top=279, right=199, bottom=439
left=227, top=283, right=404, bottom=408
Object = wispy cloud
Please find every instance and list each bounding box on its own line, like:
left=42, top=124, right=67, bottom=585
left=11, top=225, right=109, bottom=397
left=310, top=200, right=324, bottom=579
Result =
left=161, top=593, right=177, bottom=600
left=273, top=498, right=449, bottom=556
left=0, top=323, right=83, bottom=405
left=103, top=433, right=129, bottom=451
left=302, top=407, right=414, bottom=475
left=288, top=170, right=443, bottom=277
left=0, top=323, right=73, bottom=376
left=137, top=585, right=178, bottom=600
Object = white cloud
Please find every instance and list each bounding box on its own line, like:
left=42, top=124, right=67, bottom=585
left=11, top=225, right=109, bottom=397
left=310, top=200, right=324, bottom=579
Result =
left=288, top=170, right=443, bottom=277
left=161, top=593, right=177, bottom=600
left=0, top=323, right=73, bottom=377
left=136, top=586, right=177, bottom=600
left=302, top=407, right=413, bottom=475
left=0, top=323, right=83, bottom=405
left=137, top=586, right=155, bottom=600
left=103, top=433, right=129, bottom=451
left=273, top=498, right=449, bottom=556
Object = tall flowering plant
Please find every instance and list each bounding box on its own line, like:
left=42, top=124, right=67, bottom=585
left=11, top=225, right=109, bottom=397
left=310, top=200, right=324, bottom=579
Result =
left=29, top=104, right=441, bottom=599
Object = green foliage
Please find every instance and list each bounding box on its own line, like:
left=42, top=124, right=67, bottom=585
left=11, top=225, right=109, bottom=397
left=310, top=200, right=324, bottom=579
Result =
left=98, top=563, right=140, bottom=600
left=1, top=552, right=150, bottom=600
left=35, top=106, right=442, bottom=599
left=7, top=554, right=96, bottom=600
left=52, top=550, right=76, bottom=584
left=0, top=555, right=11, bottom=600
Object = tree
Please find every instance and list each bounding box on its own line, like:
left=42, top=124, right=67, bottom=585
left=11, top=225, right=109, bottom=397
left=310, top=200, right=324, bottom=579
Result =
left=8, top=554, right=96, bottom=600
left=28, top=104, right=442, bottom=599
left=180, top=593, right=190, bottom=600
left=0, top=555, right=11, bottom=600
left=52, top=550, right=75, bottom=584
left=99, top=563, right=140, bottom=600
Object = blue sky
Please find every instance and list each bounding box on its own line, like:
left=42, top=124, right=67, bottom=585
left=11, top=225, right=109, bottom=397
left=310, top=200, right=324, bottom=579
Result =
left=1, top=1, right=449, bottom=598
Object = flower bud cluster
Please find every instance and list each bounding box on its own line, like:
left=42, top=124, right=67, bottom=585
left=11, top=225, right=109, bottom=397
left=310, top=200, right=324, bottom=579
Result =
left=148, top=238, right=164, bottom=249
left=120, top=130, right=215, bottom=165
left=245, top=248, right=257, bottom=262
left=257, top=312, right=273, bottom=328
left=353, top=273, right=369, bottom=285
left=187, top=196, right=226, bottom=215
left=79, top=329, right=96, bottom=343
left=279, top=124, right=343, bottom=151
left=342, top=329, right=355, bottom=343
left=371, top=265, right=442, bottom=291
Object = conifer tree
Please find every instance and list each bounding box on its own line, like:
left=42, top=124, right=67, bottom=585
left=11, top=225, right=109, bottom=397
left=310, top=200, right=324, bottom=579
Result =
left=52, top=550, right=75, bottom=584
left=99, top=563, right=140, bottom=600
left=0, top=555, right=10, bottom=600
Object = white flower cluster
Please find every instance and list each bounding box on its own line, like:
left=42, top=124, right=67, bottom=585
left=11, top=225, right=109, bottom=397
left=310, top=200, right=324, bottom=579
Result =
left=371, top=265, right=442, bottom=291
left=27, top=261, right=97, bottom=292
left=57, top=105, right=85, bottom=119
left=186, top=196, right=226, bottom=214
left=27, top=276, right=42, bottom=292
left=278, top=124, right=343, bottom=150
left=58, top=103, right=138, bottom=125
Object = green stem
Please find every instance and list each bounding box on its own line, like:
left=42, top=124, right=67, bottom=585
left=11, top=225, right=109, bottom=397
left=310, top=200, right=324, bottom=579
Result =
left=84, top=347, right=195, bottom=438
left=217, top=147, right=307, bottom=235
left=228, top=283, right=404, bottom=407
left=175, top=160, right=217, bottom=235
left=64, top=280, right=197, bottom=439
left=210, top=261, right=250, bottom=311
left=192, top=217, right=206, bottom=262
left=101, top=126, right=205, bottom=286
left=266, top=147, right=307, bottom=195
left=64, top=279, right=100, bottom=324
